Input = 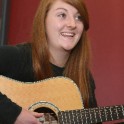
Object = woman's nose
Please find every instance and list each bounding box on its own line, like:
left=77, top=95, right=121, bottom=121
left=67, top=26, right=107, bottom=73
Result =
left=66, top=17, right=76, bottom=29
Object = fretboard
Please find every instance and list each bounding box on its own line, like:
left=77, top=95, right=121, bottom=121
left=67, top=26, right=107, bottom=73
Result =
left=58, top=105, right=124, bottom=124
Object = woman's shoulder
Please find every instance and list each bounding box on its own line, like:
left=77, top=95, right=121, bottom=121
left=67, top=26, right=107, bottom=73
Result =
left=0, top=43, right=31, bottom=56
left=0, top=43, right=32, bottom=76
left=16, top=42, right=31, bottom=50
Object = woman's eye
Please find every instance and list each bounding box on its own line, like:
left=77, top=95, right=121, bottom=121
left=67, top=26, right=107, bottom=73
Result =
left=75, top=15, right=82, bottom=21
left=58, top=13, right=66, bottom=18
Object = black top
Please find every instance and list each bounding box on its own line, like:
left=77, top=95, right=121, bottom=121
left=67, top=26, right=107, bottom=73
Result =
left=0, top=43, right=98, bottom=124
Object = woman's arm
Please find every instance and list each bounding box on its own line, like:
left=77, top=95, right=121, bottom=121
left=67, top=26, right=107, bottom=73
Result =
left=0, top=45, right=43, bottom=124
left=0, top=92, right=22, bottom=123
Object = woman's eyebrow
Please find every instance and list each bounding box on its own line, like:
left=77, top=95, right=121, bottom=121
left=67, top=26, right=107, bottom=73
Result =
left=55, top=8, right=67, bottom=12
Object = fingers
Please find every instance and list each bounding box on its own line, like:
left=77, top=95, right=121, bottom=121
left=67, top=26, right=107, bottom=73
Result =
left=31, top=111, right=44, bottom=118
left=32, top=112, right=45, bottom=124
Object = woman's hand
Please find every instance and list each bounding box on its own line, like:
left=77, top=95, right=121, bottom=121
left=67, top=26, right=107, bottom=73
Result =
left=14, top=108, right=43, bottom=124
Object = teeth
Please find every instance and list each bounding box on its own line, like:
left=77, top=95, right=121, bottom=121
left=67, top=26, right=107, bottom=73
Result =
left=61, top=32, right=75, bottom=37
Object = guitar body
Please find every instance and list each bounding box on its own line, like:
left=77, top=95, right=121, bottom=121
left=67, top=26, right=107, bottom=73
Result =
left=0, top=75, right=83, bottom=113
left=1, top=75, right=124, bottom=123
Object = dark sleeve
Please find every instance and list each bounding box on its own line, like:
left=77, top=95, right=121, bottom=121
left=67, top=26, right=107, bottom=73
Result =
left=0, top=92, right=22, bottom=124
left=0, top=45, right=22, bottom=78
left=89, top=73, right=98, bottom=108
left=0, top=45, right=22, bottom=123
left=0, top=44, right=34, bottom=82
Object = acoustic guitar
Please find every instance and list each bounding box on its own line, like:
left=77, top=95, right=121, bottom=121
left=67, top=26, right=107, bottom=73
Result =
left=0, top=75, right=124, bottom=124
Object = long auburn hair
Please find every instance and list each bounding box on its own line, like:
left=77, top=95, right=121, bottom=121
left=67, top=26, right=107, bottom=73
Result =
left=31, top=0, right=91, bottom=107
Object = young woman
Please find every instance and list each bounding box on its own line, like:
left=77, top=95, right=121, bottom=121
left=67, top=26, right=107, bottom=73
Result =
left=0, top=0, right=98, bottom=123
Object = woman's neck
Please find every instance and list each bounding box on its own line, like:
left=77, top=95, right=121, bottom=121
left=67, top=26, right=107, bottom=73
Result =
left=50, top=49, right=70, bottom=68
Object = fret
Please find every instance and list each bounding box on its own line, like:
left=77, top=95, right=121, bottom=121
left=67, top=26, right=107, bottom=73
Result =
left=93, top=108, right=98, bottom=123
left=58, top=111, right=65, bottom=124
left=116, top=105, right=124, bottom=119
left=91, top=108, right=102, bottom=123
left=115, top=105, right=124, bottom=119
left=61, top=111, right=66, bottom=124
left=67, top=110, right=72, bottom=124
left=66, top=110, right=79, bottom=124
left=82, top=108, right=98, bottom=124
left=115, top=105, right=119, bottom=119
left=121, top=105, right=124, bottom=117
left=77, top=110, right=83, bottom=123
left=99, top=107, right=107, bottom=122
left=78, top=109, right=87, bottom=123
left=112, top=106, right=119, bottom=119
left=88, top=108, right=99, bottom=123
left=75, top=109, right=83, bottom=124
left=80, top=109, right=84, bottom=124
left=112, top=105, right=120, bottom=119
left=64, top=111, right=69, bottom=124
left=84, top=109, right=89, bottom=124
left=104, top=106, right=115, bottom=121
left=71, top=110, right=77, bottom=124
left=75, top=110, right=79, bottom=123
left=88, top=108, right=98, bottom=123
left=98, top=107, right=103, bottom=122
left=108, top=106, right=117, bottom=120
left=89, top=108, right=93, bottom=123
left=94, top=108, right=99, bottom=123
left=72, top=110, right=77, bottom=124
left=94, top=107, right=107, bottom=122
left=75, top=109, right=84, bottom=124
left=105, top=106, right=115, bottom=121
left=103, top=107, right=108, bottom=121
left=110, top=106, right=114, bottom=120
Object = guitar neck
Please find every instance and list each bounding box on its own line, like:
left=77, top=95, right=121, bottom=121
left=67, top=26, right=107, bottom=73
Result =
left=58, top=105, right=124, bottom=124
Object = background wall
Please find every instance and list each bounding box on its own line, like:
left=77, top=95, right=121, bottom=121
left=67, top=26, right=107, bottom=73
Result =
left=85, top=0, right=124, bottom=105
left=7, top=0, right=40, bottom=44
left=7, top=0, right=124, bottom=123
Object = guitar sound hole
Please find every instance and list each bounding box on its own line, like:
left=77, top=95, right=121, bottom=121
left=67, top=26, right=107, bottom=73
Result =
left=34, top=107, right=58, bottom=124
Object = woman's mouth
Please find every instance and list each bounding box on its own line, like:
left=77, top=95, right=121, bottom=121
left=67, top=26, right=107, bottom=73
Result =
left=61, top=32, right=75, bottom=37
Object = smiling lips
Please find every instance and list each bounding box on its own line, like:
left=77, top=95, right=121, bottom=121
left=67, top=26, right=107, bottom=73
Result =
left=61, top=32, right=75, bottom=37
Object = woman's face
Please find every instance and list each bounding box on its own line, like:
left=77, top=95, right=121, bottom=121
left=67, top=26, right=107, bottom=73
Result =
left=45, top=0, right=84, bottom=53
